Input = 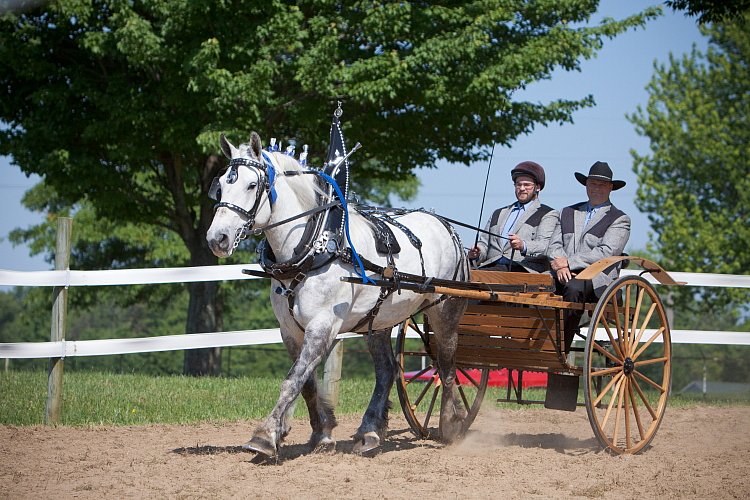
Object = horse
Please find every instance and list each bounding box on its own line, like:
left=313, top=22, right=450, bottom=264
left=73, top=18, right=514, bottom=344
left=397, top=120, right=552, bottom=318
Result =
left=206, top=131, right=470, bottom=457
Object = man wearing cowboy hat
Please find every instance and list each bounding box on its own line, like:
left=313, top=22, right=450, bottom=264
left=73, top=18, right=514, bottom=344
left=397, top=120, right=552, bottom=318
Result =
left=548, top=161, right=631, bottom=349
left=468, top=161, right=558, bottom=272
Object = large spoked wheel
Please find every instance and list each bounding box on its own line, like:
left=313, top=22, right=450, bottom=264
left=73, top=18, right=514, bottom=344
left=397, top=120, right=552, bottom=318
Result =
left=584, top=275, right=672, bottom=454
left=395, top=317, right=490, bottom=439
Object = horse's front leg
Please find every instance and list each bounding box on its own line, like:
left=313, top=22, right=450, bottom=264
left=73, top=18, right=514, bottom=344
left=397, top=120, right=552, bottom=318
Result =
left=276, top=327, right=338, bottom=451
left=243, top=315, right=338, bottom=457
left=429, top=297, right=468, bottom=443
left=353, top=328, right=397, bottom=454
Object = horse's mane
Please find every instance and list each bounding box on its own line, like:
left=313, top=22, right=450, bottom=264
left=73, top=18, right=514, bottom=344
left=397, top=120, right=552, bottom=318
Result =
left=265, top=150, right=321, bottom=210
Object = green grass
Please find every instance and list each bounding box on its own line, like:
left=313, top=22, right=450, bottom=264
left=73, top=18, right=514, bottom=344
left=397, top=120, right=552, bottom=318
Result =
left=0, top=370, right=374, bottom=426
left=1, top=371, right=747, bottom=427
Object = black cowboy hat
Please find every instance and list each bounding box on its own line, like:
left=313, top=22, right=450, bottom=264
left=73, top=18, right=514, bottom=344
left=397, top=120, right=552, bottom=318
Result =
left=575, top=161, right=626, bottom=190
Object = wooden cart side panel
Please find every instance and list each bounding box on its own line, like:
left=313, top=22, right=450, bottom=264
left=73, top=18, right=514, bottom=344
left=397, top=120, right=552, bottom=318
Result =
left=457, top=333, right=556, bottom=352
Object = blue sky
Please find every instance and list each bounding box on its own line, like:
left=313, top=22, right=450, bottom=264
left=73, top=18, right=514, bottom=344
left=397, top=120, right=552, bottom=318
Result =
left=0, top=1, right=707, bottom=272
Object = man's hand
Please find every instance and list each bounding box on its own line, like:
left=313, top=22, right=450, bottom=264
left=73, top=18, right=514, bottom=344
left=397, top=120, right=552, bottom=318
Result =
left=508, top=234, right=525, bottom=251
left=550, top=256, right=569, bottom=272
left=551, top=256, right=574, bottom=283
left=467, top=246, right=481, bottom=260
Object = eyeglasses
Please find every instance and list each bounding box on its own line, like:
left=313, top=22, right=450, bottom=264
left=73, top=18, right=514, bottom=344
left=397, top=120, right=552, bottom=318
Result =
left=514, top=182, right=536, bottom=189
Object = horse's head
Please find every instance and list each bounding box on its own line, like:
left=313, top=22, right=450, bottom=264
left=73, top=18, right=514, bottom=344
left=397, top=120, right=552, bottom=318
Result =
left=206, top=132, right=275, bottom=257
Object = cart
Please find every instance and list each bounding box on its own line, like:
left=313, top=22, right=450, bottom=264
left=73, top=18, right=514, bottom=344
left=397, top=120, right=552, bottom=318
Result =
left=350, top=256, right=683, bottom=454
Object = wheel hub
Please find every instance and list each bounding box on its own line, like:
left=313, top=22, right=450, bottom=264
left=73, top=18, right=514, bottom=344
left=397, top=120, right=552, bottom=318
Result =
left=623, top=357, right=635, bottom=375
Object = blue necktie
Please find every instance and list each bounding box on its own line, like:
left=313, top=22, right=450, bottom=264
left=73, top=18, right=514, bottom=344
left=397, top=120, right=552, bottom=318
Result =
left=584, top=206, right=597, bottom=229
left=501, top=204, right=522, bottom=241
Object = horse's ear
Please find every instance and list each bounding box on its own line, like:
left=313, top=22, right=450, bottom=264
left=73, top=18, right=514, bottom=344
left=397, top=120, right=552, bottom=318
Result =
left=249, top=131, right=262, bottom=159
left=219, top=133, right=234, bottom=159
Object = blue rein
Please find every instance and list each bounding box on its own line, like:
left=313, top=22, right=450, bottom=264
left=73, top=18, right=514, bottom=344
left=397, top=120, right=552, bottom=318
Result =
left=315, top=171, right=374, bottom=285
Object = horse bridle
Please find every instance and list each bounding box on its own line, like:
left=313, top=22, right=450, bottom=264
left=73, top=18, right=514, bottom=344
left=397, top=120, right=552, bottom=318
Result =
left=209, top=156, right=275, bottom=250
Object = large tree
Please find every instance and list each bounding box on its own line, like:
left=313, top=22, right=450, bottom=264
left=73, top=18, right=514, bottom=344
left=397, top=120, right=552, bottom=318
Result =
left=628, top=13, right=750, bottom=311
left=1, top=0, right=659, bottom=374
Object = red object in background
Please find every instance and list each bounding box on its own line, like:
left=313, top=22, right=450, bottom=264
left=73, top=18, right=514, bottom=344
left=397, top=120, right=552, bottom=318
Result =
left=405, top=368, right=548, bottom=388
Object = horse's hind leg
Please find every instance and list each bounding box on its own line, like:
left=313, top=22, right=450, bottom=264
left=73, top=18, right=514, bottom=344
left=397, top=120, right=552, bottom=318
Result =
left=243, top=317, right=337, bottom=457
left=353, top=328, right=397, bottom=454
left=427, top=296, right=468, bottom=443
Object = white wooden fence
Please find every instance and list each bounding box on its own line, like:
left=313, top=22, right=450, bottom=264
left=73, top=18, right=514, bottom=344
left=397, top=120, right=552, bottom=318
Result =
left=1, top=218, right=749, bottom=422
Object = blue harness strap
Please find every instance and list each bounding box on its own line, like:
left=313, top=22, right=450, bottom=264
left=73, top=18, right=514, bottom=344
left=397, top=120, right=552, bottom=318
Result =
left=260, top=151, right=279, bottom=204
left=316, top=171, right=375, bottom=284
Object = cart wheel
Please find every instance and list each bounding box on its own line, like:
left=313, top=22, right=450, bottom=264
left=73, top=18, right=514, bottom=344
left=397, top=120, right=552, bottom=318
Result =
left=583, top=275, right=672, bottom=454
left=395, top=316, right=490, bottom=439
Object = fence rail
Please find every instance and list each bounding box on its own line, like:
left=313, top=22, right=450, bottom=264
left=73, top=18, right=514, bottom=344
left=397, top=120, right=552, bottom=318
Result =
left=1, top=264, right=749, bottom=361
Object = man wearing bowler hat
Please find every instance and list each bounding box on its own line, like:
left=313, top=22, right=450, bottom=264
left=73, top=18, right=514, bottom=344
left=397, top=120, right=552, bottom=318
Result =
left=468, top=161, right=558, bottom=272
left=548, top=161, right=631, bottom=349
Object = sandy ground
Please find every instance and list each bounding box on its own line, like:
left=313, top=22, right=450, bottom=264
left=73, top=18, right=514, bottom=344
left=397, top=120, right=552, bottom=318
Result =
left=2, top=405, right=749, bottom=499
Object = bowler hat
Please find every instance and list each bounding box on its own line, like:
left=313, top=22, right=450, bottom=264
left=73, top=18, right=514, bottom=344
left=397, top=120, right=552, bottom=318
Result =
left=575, top=161, right=626, bottom=190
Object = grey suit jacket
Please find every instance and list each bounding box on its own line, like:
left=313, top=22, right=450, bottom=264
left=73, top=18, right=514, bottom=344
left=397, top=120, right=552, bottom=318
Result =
left=475, top=198, right=558, bottom=273
left=547, top=201, right=631, bottom=296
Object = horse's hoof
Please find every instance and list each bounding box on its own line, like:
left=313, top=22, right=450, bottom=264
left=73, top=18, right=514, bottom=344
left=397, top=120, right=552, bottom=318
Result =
left=352, top=431, right=381, bottom=455
left=311, top=436, right=336, bottom=453
left=439, top=417, right=466, bottom=444
left=242, top=436, right=277, bottom=457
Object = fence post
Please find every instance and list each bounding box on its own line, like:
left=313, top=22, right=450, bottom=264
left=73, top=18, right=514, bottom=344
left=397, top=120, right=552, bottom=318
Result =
left=45, top=216, right=72, bottom=425
left=322, top=339, right=344, bottom=407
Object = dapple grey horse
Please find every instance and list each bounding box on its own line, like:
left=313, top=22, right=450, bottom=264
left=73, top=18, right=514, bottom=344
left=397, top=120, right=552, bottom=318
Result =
left=206, top=132, right=469, bottom=457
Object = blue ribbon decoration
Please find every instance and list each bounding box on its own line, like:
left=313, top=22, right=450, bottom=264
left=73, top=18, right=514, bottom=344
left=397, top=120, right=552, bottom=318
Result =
left=316, top=171, right=375, bottom=285
left=260, top=151, right=278, bottom=205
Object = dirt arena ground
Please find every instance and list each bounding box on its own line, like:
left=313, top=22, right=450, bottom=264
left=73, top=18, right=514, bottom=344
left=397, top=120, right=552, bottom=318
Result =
left=2, top=405, right=748, bottom=499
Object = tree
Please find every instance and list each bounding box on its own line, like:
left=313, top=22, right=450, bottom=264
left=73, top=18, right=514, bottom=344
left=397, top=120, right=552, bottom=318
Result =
left=1, top=1, right=659, bottom=374
left=628, top=13, right=750, bottom=313
left=665, top=0, right=750, bottom=24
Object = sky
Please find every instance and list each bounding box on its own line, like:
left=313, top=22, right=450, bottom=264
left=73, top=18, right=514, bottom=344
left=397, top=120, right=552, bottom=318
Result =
left=0, top=0, right=708, bottom=272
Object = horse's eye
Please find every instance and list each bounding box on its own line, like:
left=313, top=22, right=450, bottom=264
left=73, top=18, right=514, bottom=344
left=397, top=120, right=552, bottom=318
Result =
left=248, top=182, right=257, bottom=190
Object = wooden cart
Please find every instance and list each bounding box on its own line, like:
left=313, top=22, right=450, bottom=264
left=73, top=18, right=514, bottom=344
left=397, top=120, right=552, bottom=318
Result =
left=388, top=257, right=683, bottom=455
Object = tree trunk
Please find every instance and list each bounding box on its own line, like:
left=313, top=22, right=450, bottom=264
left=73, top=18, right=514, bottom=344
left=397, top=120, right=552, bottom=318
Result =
left=183, top=244, right=224, bottom=376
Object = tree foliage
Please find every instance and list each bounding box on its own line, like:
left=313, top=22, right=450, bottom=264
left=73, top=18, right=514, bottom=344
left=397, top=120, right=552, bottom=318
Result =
left=628, top=14, right=750, bottom=312
left=665, top=0, right=750, bottom=25
left=1, top=0, right=659, bottom=373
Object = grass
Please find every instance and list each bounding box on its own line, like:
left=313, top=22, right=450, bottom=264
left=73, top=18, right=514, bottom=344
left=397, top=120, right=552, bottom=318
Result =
left=1, top=370, right=747, bottom=426
left=0, top=370, right=374, bottom=426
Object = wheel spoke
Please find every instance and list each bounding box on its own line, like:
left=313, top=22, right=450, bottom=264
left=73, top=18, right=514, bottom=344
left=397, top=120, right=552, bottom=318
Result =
left=634, top=369, right=665, bottom=393
left=634, top=356, right=668, bottom=368
left=592, top=339, right=623, bottom=366
left=458, top=367, right=480, bottom=389
left=457, top=383, right=470, bottom=412
left=624, top=377, right=632, bottom=450
left=612, top=377, right=626, bottom=448
left=603, top=318, right=625, bottom=359
left=404, top=365, right=433, bottom=385
left=601, top=376, right=624, bottom=429
left=612, top=296, right=627, bottom=357
left=632, top=327, right=665, bottom=360
left=632, top=302, right=658, bottom=347
left=628, top=381, right=646, bottom=440
left=422, top=384, right=440, bottom=430
left=592, top=366, right=622, bottom=377
left=623, top=284, right=632, bottom=349
left=631, top=376, right=658, bottom=420
left=630, top=287, right=645, bottom=347
left=593, top=371, right=623, bottom=407
left=413, top=376, right=436, bottom=407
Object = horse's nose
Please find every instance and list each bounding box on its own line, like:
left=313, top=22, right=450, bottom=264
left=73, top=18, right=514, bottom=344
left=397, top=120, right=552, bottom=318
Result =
left=207, top=231, right=231, bottom=256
